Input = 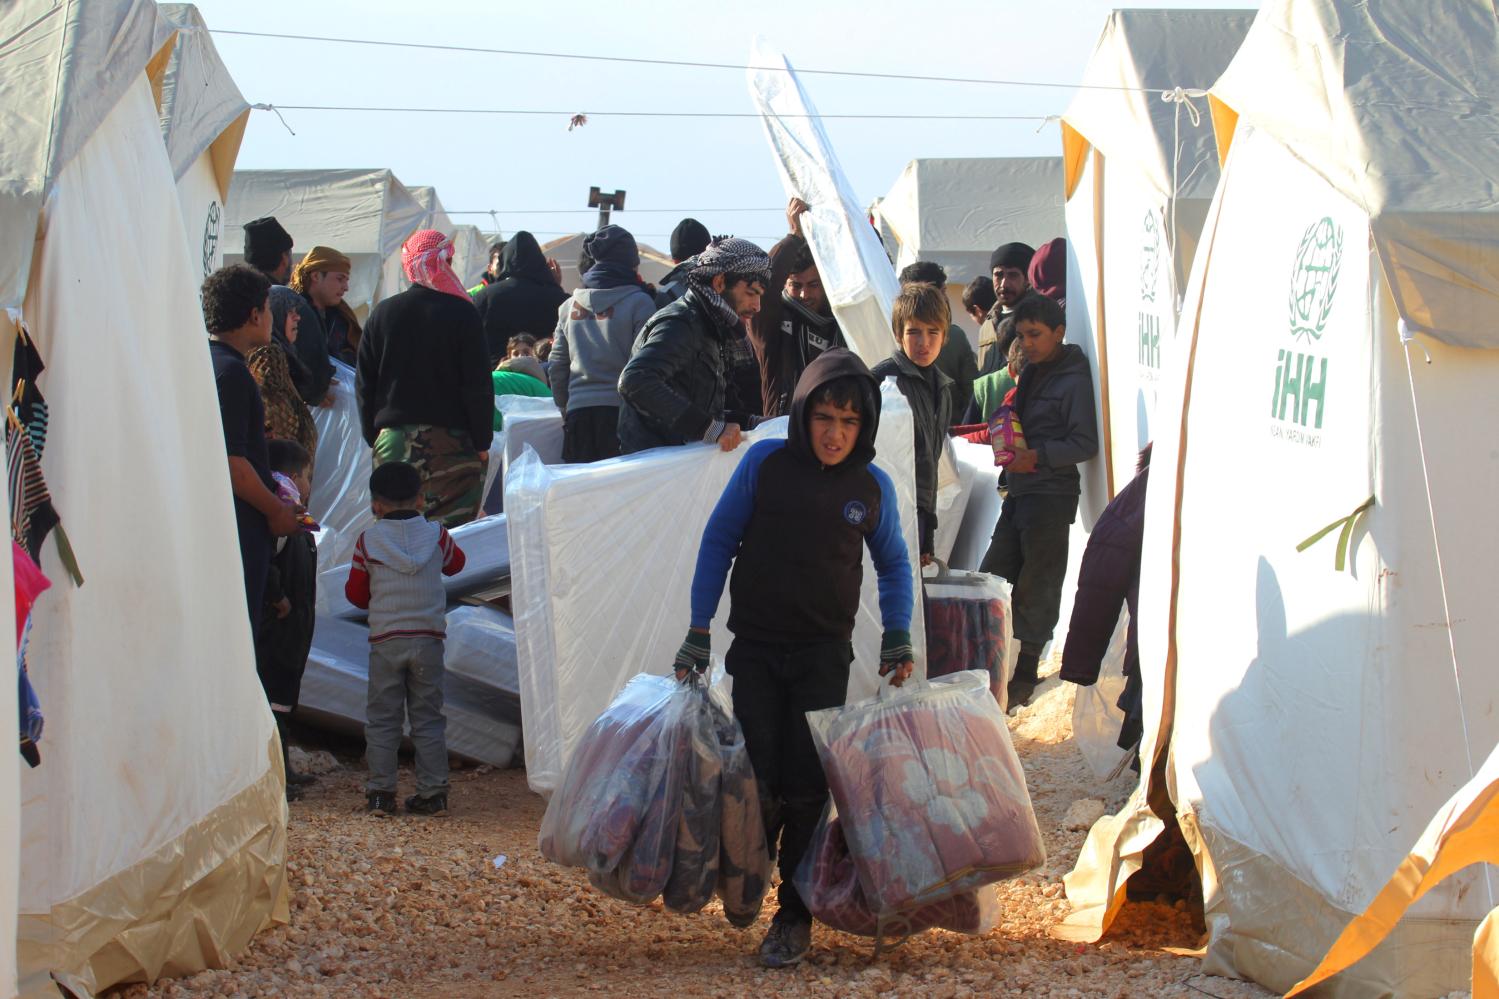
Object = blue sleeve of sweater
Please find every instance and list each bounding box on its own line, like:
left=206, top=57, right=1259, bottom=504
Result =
left=867, top=465, right=914, bottom=633
left=689, top=440, right=779, bottom=629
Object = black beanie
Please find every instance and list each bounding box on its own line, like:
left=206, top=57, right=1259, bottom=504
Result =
left=670, top=218, right=711, bottom=262
left=243, top=216, right=293, bottom=262
left=989, top=241, right=1035, bottom=273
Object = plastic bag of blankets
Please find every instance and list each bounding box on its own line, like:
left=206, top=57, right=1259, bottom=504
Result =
left=795, top=670, right=1044, bottom=941
left=922, top=565, right=1012, bottom=696
left=539, top=672, right=770, bottom=925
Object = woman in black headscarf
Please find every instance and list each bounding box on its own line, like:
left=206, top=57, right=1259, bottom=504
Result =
left=471, top=231, right=570, bottom=363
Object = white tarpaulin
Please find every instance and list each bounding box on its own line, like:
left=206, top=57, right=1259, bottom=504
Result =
left=1066, top=3, right=1499, bottom=992
left=15, top=66, right=284, bottom=997
left=223, top=168, right=425, bottom=318
left=149, top=3, right=248, bottom=280
left=508, top=384, right=924, bottom=794
left=748, top=39, right=901, bottom=365
left=309, top=360, right=374, bottom=574
left=875, top=157, right=1065, bottom=284
left=1060, top=8, right=1252, bottom=497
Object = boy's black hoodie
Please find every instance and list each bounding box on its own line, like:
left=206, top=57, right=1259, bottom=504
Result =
left=690, top=349, right=913, bottom=645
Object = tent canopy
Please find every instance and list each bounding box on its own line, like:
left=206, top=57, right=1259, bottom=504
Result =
left=223, top=168, right=425, bottom=314
left=876, top=157, right=1065, bottom=285
left=148, top=3, right=249, bottom=200
left=1061, top=9, right=1255, bottom=202
left=0, top=0, right=160, bottom=310
left=1208, top=0, right=1499, bottom=347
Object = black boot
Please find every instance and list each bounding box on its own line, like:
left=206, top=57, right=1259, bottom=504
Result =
left=1007, top=652, right=1040, bottom=709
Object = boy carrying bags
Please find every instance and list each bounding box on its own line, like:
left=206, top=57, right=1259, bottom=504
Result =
left=872, top=284, right=953, bottom=564
left=980, top=294, right=1097, bottom=708
left=345, top=462, right=467, bottom=817
left=675, top=349, right=915, bottom=969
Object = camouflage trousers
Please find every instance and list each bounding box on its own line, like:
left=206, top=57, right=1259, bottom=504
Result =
left=372, top=424, right=484, bottom=529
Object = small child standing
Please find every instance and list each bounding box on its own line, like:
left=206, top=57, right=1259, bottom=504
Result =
left=872, top=283, right=954, bottom=564
left=345, top=462, right=467, bottom=816
left=259, top=440, right=319, bottom=800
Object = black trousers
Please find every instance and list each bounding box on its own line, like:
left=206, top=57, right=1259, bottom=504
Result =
left=561, top=406, right=621, bottom=463
left=980, top=493, right=1078, bottom=668
left=726, top=637, right=852, bottom=924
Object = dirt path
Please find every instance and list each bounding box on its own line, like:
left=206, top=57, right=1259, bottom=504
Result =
left=110, top=674, right=1276, bottom=999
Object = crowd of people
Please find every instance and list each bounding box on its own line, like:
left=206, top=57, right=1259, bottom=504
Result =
left=201, top=200, right=1105, bottom=968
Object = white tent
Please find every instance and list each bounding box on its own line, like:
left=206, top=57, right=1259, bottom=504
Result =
left=538, top=232, right=676, bottom=295
left=1063, top=2, right=1499, bottom=995
left=223, top=168, right=425, bottom=319
left=149, top=3, right=249, bottom=280
left=2, top=2, right=286, bottom=995
left=451, top=223, right=490, bottom=288
left=1060, top=8, right=1253, bottom=496
left=874, top=157, right=1065, bottom=343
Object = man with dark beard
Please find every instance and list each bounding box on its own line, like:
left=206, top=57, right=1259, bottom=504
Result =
left=746, top=199, right=846, bottom=418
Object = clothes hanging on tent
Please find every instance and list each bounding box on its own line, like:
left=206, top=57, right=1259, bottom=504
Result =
left=14, top=540, right=51, bottom=767
left=8, top=326, right=82, bottom=584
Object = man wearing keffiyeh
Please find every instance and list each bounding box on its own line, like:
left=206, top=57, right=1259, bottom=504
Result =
left=356, top=230, right=494, bottom=527
left=617, top=237, right=771, bottom=455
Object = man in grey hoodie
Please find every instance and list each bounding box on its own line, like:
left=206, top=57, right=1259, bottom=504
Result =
left=547, top=225, right=658, bottom=462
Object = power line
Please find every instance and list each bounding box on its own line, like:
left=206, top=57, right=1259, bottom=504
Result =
left=262, top=104, right=1051, bottom=122
left=447, top=208, right=783, bottom=215
left=211, top=28, right=1152, bottom=92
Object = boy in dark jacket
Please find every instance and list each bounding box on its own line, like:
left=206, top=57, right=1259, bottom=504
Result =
left=676, top=349, right=915, bottom=969
left=259, top=439, right=318, bottom=800
left=617, top=237, right=770, bottom=455
left=872, top=283, right=954, bottom=564
left=980, top=294, right=1098, bottom=708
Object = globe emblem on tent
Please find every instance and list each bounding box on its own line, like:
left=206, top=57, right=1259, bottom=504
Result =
left=201, top=201, right=220, bottom=278
left=1139, top=210, right=1162, bottom=304
left=1288, top=217, right=1344, bottom=341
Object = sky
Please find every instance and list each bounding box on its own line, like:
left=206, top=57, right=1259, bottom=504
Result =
left=194, top=0, right=1257, bottom=252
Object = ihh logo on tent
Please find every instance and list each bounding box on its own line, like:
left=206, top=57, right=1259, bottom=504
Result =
left=201, top=201, right=221, bottom=278
left=1288, top=216, right=1343, bottom=342
left=1271, top=217, right=1343, bottom=434
left=1138, top=211, right=1163, bottom=371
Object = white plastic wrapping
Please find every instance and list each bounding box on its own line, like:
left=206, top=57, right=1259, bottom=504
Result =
left=748, top=39, right=901, bottom=366
left=509, top=384, right=924, bottom=794
left=538, top=672, right=769, bottom=920
left=1071, top=610, right=1131, bottom=780
left=308, top=359, right=373, bottom=574
left=945, top=438, right=1001, bottom=571
left=300, top=614, right=521, bottom=768
left=442, top=605, right=521, bottom=728
left=805, top=671, right=1044, bottom=918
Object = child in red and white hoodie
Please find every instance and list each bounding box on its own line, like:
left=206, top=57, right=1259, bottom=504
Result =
left=345, top=461, right=466, bottom=817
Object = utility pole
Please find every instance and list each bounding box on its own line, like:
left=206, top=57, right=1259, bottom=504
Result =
left=588, top=187, right=626, bottom=231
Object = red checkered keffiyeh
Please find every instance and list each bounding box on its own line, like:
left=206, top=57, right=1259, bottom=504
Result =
left=401, top=229, right=470, bottom=302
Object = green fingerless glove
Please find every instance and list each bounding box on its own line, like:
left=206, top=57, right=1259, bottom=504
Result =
left=674, top=629, right=711, bottom=677
left=879, top=629, right=913, bottom=672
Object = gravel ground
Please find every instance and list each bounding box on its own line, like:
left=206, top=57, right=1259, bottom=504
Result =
left=109, top=670, right=1280, bottom=999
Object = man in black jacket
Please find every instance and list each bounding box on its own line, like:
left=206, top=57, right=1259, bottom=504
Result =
left=980, top=294, right=1098, bottom=707
left=617, top=237, right=771, bottom=455
left=356, top=231, right=494, bottom=527
left=746, top=199, right=847, bottom=417
left=472, top=231, right=569, bottom=363
left=654, top=217, right=712, bottom=308
left=977, top=241, right=1046, bottom=377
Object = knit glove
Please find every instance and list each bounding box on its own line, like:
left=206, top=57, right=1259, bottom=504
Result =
left=879, top=629, right=914, bottom=677
left=674, top=629, right=711, bottom=680
left=701, top=419, right=726, bottom=443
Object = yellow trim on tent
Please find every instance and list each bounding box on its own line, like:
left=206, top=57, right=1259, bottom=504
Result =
left=1207, top=94, right=1239, bottom=168
left=1061, top=121, right=1091, bottom=201
left=145, top=33, right=176, bottom=113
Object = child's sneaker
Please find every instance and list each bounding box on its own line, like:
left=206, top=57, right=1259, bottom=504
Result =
left=365, top=791, right=397, bottom=817
left=759, top=914, right=812, bottom=968
left=405, top=792, right=449, bottom=817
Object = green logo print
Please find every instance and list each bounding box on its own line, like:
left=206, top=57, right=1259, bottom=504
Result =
left=1288, top=217, right=1343, bottom=341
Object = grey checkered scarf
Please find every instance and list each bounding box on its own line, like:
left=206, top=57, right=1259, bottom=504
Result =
left=687, top=237, right=772, bottom=329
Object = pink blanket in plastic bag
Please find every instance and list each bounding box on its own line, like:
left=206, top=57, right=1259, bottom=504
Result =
left=806, top=670, right=1045, bottom=918
left=795, top=807, right=998, bottom=938
left=539, top=672, right=770, bottom=923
